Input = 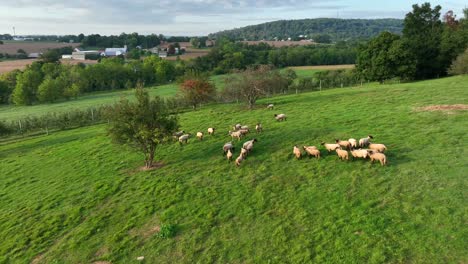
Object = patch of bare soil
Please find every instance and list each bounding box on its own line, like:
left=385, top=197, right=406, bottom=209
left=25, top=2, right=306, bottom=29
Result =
left=31, top=254, right=44, bottom=264
left=416, top=104, right=468, bottom=112
left=138, top=162, right=166, bottom=171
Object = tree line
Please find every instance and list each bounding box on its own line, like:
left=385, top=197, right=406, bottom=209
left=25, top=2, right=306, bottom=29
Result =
left=357, top=4, right=468, bottom=81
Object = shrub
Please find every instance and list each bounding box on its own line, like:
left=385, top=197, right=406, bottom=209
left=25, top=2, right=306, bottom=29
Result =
left=448, top=48, right=468, bottom=75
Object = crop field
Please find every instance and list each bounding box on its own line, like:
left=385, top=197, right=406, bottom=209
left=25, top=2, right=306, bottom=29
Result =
left=242, top=40, right=317, bottom=47
left=0, top=75, right=467, bottom=263
left=0, top=41, right=80, bottom=54
left=0, top=59, right=98, bottom=74
left=164, top=48, right=211, bottom=61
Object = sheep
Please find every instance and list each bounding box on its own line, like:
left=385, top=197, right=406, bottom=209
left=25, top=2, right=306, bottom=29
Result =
left=359, top=135, right=374, bottom=147
left=369, top=151, right=387, bottom=166
left=241, top=125, right=249, bottom=130
left=228, top=130, right=243, bottom=141
left=336, top=148, right=349, bottom=160
left=223, top=142, right=235, bottom=154
left=303, top=146, right=320, bottom=159
left=178, top=134, right=190, bottom=144
left=238, top=129, right=250, bottom=136
left=274, top=113, right=287, bottom=121
left=348, top=138, right=357, bottom=149
left=320, top=142, right=341, bottom=152
left=233, top=124, right=242, bottom=131
left=255, top=123, right=263, bottom=133
left=350, top=149, right=369, bottom=159
left=196, top=132, right=204, bottom=141
left=369, top=143, right=387, bottom=153
left=240, top=147, right=248, bottom=158
left=173, top=130, right=185, bottom=140
left=226, top=149, right=233, bottom=161
left=207, top=127, right=215, bottom=136
left=293, top=145, right=302, bottom=159
left=267, top=104, right=274, bottom=110
left=243, top=139, right=258, bottom=154
left=235, top=153, right=244, bottom=166
left=336, top=139, right=352, bottom=150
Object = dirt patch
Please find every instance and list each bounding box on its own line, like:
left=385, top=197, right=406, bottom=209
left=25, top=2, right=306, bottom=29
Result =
left=138, top=162, right=166, bottom=171
left=31, top=254, right=44, bottom=264
left=129, top=218, right=161, bottom=239
left=0, top=59, right=97, bottom=74
left=416, top=104, right=468, bottom=112
left=94, top=246, right=110, bottom=258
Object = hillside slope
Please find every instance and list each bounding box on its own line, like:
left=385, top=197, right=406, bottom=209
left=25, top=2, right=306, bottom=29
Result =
left=209, top=18, right=403, bottom=41
left=0, top=76, right=467, bottom=263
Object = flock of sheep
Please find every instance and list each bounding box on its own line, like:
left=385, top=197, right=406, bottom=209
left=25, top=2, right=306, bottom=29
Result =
left=173, top=103, right=388, bottom=167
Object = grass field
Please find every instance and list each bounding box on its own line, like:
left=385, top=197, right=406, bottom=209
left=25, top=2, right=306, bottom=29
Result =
left=0, top=75, right=467, bottom=263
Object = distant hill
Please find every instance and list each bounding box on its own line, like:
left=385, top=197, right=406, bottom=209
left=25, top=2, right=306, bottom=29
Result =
left=209, top=18, right=404, bottom=41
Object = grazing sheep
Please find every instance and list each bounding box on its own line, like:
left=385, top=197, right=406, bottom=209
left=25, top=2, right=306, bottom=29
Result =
left=223, top=142, right=235, bottom=154
left=235, top=153, right=244, bottom=166
left=320, top=142, right=341, bottom=152
left=241, top=125, right=249, bottom=130
left=233, top=124, right=242, bottom=131
left=274, top=114, right=287, bottom=121
left=336, top=148, right=349, bottom=160
left=359, top=135, right=374, bottom=147
left=303, top=146, right=320, bottom=159
left=226, top=149, right=233, bottom=161
left=293, top=145, right=302, bottom=159
left=228, top=130, right=243, bottom=141
left=336, top=139, right=352, bottom=150
left=207, top=127, right=215, bottom=136
left=255, top=123, right=263, bottom=133
left=348, top=138, right=357, bottom=149
left=240, top=147, right=248, bottom=158
left=267, top=104, right=274, bottom=110
left=178, top=134, right=190, bottom=144
left=350, top=149, right=369, bottom=159
left=369, top=151, right=387, bottom=166
left=196, top=132, right=204, bottom=141
left=243, top=139, right=258, bottom=154
left=369, top=143, right=387, bottom=153
left=173, top=130, right=185, bottom=140
left=238, top=129, right=250, bottom=136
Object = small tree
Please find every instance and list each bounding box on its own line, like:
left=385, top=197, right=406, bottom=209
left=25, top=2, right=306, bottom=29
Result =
left=178, top=75, right=216, bottom=109
left=106, top=88, right=178, bottom=169
left=448, top=48, right=468, bottom=75
left=223, top=65, right=276, bottom=109
left=40, top=49, right=61, bottom=63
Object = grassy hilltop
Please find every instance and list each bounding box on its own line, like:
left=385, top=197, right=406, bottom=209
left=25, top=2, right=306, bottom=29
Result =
left=0, top=75, right=467, bottom=263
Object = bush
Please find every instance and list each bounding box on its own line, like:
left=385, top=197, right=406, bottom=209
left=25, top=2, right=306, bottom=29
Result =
left=448, top=48, right=468, bottom=75
left=157, top=224, right=177, bottom=238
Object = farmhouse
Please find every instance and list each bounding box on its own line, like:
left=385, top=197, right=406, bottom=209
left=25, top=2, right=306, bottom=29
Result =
left=27, top=53, right=41, bottom=58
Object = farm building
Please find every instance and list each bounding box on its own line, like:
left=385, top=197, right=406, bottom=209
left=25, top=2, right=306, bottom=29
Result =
left=28, top=53, right=41, bottom=58
left=62, top=55, right=72, bottom=59
left=158, top=51, right=167, bottom=58
left=101, top=46, right=127, bottom=56
left=72, top=51, right=100, bottom=60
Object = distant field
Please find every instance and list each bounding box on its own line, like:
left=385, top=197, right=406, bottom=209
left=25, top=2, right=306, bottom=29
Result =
left=242, top=40, right=317, bottom=47
left=0, top=59, right=98, bottom=74
left=288, top=65, right=355, bottom=70
left=164, top=48, right=211, bottom=61
left=1, top=75, right=466, bottom=263
left=0, top=41, right=79, bottom=54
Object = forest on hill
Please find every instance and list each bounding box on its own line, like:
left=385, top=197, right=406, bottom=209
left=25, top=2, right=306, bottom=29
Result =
left=209, top=18, right=404, bottom=41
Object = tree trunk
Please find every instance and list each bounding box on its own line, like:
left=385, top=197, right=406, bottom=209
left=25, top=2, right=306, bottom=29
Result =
left=145, top=146, right=155, bottom=168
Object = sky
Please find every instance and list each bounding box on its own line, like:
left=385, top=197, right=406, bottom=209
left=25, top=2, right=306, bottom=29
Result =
left=0, top=0, right=466, bottom=36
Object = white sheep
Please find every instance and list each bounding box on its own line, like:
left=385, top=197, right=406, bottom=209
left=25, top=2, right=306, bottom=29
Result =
left=178, top=134, right=190, bottom=144
left=223, top=142, right=234, bottom=154
left=233, top=124, right=242, bottom=131
left=173, top=130, right=185, bottom=140
left=369, top=151, right=387, bottom=166
left=235, top=153, right=244, bottom=166
left=348, top=138, right=357, bottom=149
left=293, top=145, right=302, bottom=159
left=350, top=149, right=369, bottom=159
left=267, top=104, right=274, bottom=110
left=243, top=138, right=258, bottom=154
left=226, top=149, right=233, bottom=161
left=321, top=142, right=340, bottom=152
left=274, top=113, right=287, bottom=121
left=359, top=135, right=374, bottom=147
left=369, top=143, right=387, bottom=153
left=303, top=146, right=320, bottom=159
left=196, top=132, right=204, bottom=141
left=336, top=148, right=349, bottom=160
left=336, top=139, right=352, bottom=150
left=240, top=147, right=248, bottom=158
left=255, top=123, right=263, bottom=133
left=207, top=127, right=215, bottom=136
left=228, top=130, right=243, bottom=141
